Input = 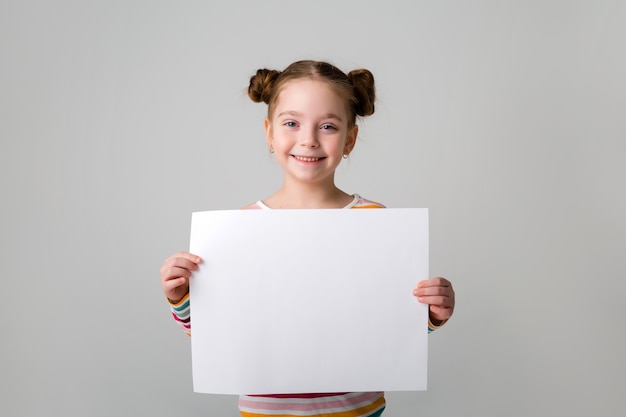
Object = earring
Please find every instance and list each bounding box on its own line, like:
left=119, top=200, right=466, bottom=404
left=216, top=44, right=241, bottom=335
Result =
left=270, top=148, right=275, bottom=153
left=342, top=154, right=349, bottom=159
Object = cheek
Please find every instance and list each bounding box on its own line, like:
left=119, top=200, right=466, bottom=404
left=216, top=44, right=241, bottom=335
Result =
left=272, top=132, right=296, bottom=151
left=330, top=136, right=348, bottom=153
left=274, top=129, right=292, bottom=141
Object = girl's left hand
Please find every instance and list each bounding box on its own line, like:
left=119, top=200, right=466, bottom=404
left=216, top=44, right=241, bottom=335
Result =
left=413, top=277, right=455, bottom=324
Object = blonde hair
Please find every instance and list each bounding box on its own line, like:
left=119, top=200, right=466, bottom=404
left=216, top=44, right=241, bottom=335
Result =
left=248, top=60, right=376, bottom=127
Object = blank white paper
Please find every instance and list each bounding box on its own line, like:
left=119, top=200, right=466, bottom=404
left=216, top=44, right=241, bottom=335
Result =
left=189, top=208, right=429, bottom=395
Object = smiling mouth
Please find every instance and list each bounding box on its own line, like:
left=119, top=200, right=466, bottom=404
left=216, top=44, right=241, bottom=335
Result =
left=293, top=155, right=325, bottom=162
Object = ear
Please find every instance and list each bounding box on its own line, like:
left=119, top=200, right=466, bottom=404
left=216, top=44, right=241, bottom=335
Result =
left=264, top=118, right=273, bottom=150
left=343, top=124, right=358, bottom=155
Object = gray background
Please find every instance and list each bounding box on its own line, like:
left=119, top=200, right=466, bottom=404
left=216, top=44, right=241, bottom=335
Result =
left=1, top=1, right=624, bottom=416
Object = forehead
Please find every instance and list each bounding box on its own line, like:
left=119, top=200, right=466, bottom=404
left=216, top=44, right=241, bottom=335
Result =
left=272, top=79, right=349, bottom=117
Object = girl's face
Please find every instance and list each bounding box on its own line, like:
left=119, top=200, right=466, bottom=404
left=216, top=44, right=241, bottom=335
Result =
left=265, top=79, right=357, bottom=188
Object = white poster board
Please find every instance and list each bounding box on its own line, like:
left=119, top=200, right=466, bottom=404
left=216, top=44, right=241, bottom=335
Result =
left=189, top=208, right=429, bottom=395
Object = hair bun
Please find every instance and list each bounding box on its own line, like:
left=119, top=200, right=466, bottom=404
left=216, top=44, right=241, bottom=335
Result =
left=348, top=69, right=376, bottom=117
left=248, top=69, right=281, bottom=104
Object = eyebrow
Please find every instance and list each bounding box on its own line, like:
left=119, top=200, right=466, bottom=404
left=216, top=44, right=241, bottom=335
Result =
left=277, top=111, right=344, bottom=122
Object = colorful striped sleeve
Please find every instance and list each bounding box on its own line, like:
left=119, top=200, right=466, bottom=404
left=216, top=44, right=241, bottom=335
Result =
left=428, top=317, right=447, bottom=333
left=168, top=293, right=191, bottom=336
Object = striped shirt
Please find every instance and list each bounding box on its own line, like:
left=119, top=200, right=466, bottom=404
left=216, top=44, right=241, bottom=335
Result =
left=168, top=194, right=444, bottom=416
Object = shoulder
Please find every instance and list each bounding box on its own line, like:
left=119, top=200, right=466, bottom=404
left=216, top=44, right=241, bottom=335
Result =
left=349, top=194, right=386, bottom=209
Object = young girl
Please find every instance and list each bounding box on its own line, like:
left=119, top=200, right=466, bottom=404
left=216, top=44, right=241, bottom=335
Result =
left=160, top=60, right=455, bottom=417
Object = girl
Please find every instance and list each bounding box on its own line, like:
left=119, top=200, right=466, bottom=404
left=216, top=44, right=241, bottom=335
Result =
left=160, top=60, right=455, bottom=417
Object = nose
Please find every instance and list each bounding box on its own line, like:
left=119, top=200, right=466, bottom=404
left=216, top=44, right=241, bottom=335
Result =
left=299, top=127, right=319, bottom=148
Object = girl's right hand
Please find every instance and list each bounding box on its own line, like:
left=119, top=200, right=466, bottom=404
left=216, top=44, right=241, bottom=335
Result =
left=160, top=251, right=202, bottom=304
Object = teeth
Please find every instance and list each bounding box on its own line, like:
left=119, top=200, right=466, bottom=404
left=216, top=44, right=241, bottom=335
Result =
left=295, top=156, right=320, bottom=162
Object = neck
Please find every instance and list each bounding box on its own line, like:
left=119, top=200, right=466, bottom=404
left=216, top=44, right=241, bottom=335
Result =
left=264, top=178, right=353, bottom=209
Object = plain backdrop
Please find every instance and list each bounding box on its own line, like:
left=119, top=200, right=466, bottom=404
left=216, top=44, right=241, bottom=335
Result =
left=1, top=1, right=625, bottom=416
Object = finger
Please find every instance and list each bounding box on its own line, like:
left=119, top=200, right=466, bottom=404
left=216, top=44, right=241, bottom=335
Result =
left=164, top=252, right=202, bottom=266
left=160, top=257, right=201, bottom=278
left=413, top=285, right=453, bottom=297
left=415, top=295, right=455, bottom=308
left=161, top=266, right=193, bottom=284
left=417, top=277, right=451, bottom=288
left=163, top=276, right=188, bottom=292
left=172, top=257, right=201, bottom=272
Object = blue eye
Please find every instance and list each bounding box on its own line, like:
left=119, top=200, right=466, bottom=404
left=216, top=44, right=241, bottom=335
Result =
left=284, top=121, right=297, bottom=127
left=321, top=124, right=337, bottom=130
